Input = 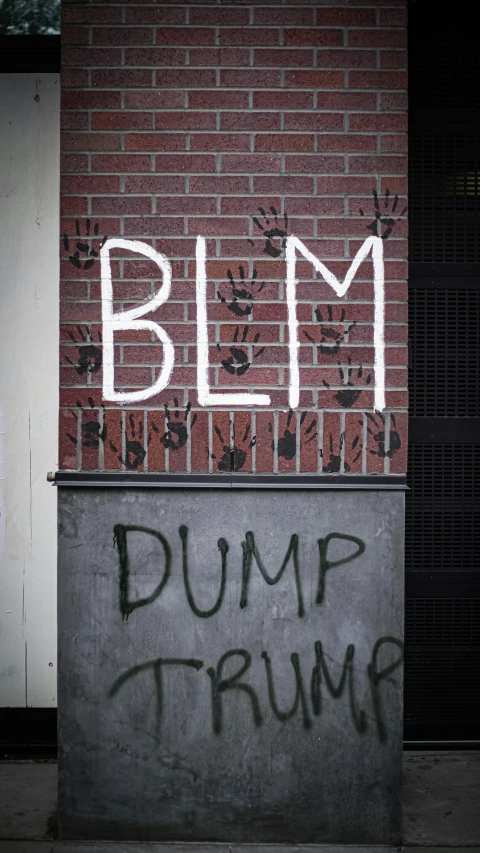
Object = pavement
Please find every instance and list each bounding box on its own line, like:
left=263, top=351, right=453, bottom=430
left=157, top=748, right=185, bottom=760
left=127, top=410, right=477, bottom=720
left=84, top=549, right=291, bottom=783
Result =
left=0, top=752, right=479, bottom=852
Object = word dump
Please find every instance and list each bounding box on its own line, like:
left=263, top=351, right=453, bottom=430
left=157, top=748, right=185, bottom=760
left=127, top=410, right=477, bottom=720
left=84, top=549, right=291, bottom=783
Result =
left=113, top=523, right=366, bottom=620
left=101, top=235, right=386, bottom=411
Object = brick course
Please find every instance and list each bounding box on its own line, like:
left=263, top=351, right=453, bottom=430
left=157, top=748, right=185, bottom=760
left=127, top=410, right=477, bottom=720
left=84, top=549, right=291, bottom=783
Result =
left=60, top=0, right=408, bottom=476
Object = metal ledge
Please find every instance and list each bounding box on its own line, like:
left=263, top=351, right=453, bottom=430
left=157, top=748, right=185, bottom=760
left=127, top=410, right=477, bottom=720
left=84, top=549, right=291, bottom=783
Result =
left=53, top=472, right=408, bottom=490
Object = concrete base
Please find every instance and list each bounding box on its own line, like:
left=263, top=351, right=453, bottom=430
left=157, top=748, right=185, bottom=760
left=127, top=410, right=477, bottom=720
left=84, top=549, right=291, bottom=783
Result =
left=58, top=488, right=404, bottom=843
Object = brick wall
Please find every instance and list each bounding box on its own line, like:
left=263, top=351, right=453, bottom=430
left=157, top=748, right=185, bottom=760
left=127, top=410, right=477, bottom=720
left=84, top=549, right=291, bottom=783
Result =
left=59, top=0, right=408, bottom=476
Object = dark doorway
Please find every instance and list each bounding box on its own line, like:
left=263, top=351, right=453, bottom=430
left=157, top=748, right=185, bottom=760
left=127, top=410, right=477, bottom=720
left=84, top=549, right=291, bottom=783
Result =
left=405, top=1, right=480, bottom=743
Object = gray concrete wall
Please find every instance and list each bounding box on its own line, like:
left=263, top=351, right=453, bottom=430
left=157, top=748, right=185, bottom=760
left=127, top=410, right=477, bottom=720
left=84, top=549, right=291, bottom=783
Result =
left=57, top=488, right=404, bottom=843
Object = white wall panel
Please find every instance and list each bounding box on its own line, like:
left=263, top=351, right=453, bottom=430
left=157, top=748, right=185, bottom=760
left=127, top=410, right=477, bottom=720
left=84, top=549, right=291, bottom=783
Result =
left=0, top=74, right=59, bottom=706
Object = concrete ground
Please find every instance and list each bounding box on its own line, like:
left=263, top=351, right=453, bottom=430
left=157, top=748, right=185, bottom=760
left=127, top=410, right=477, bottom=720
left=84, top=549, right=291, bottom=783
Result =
left=0, top=752, right=479, bottom=852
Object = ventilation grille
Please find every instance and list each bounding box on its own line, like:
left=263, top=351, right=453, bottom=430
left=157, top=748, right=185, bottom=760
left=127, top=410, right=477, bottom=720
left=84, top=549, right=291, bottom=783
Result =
left=405, top=445, right=480, bottom=572
left=404, top=597, right=480, bottom=727
left=410, top=9, right=480, bottom=113
left=409, top=288, right=480, bottom=417
left=409, top=137, right=480, bottom=262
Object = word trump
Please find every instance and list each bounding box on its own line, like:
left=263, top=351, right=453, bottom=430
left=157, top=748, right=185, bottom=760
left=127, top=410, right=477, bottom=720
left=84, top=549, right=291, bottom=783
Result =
left=100, top=235, right=386, bottom=411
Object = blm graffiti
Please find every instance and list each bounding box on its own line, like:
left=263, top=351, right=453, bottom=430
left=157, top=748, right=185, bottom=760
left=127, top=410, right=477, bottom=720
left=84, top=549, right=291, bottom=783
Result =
left=109, top=523, right=403, bottom=742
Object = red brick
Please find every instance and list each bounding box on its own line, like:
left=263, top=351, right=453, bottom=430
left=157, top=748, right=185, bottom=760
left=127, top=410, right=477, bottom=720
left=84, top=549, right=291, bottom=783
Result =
left=285, top=70, right=344, bottom=88
left=316, top=176, right=375, bottom=194
left=222, top=112, right=281, bottom=131
left=221, top=69, right=281, bottom=88
left=379, top=8, right=408, bottom=27
left=255, top=412, right=274, bottom=473
left=219, top=28, right=279, bottom=46
left=318, top=134, right=376, bottom=153
left=322, top=412, right=342, bottom=474
left=388, top=412, right=408, bottom=473
left=125, top=132, right=185, bottom=151
left=157, top=28, right=215, bottom=46
left=156, top=112, right=216, bottom=130
left=61, top=196, right=88, bottom=216
left=155, top=154, right=216, bottom=173
left=300, top=411, right=319, bottom=472
left=212, top=411, right=232, bottom=472
left=254, top=175, right=314, bottom=194
left=62, top=68, right=89, bottom=87
left=348, top=29, right=407, bottom=49
left=191, top=133, right=250, bottom=152
left=349, top=113, right=407, bottom=131
left=316, top=9, right=376, bottom=26
left=381, top=134, right=408, bottom=153
left=64, top=5, right=122, bottom=23
left=348, top=155, right=407, bottom=174
left=284, top=155, right=345, bottom=174
left=253, top=91, right=313, bottom=109
left=92, top=154, right=152, bottom=172
left=256, top=134, right=315, bottom=153
left=62, top=47, right=122, bottom=67
left=277, top=411, right=297, bottom=473
left=221, top=154, right=281, bottom=173
left=349, top=70, right=407, bottom=90
left=366, top=412, right=387, bottom=474
left=189, top=48, right=250, bottom=67
left=189, top=175, right=250, bottom=194
left=344, top=412, right=363, bottom=473
left=124, top=175, right=184, bottom=193
left=189, top=90, right=249, bottom=109
left=62, top=90, right=121, bottom=109
left=61, top=132, right=122, bottom=152
left=92, top=112, right=151, bottom=131
left=254, top=48, right=314, bottom=67
left=284, top=113, right=344, bottom=131
left=315, top=92, right=377, bottom=109
left=284, top=29, right=343, bottom=47
left=91, top=69, right=153, bottom=87
left=381, top=50, right=408, bottom=69
left=125, top=7, right=185, bottom=25
left=59, top=410, right=79, bottom=469
left=316, top=49, right=376, bottom=68
left=191, top=7, right=249, bottom=26
left=124, top=90, right=184, bottom=109
left=255, top=8, right=314, bottom=25
left=380, top=92, right=408, bottom=112
left=124, top=48, right=185, bottom=66
left=231, top=411, right=254, bottom=473
left=62, top=25, right=89, bottom=45
left=156, top=68, right=216, bottom=87
left=190, top=410, right=209, bottom=473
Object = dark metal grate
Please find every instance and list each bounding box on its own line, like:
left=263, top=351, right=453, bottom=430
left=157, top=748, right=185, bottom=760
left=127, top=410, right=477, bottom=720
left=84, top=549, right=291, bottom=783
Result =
left=409, top=136, right=480, bottom=262
left=404, top=596, right=480, bottom=729
left=409, top=288, right=480, bottom=417
left=405, top=444, right=480, bottom=572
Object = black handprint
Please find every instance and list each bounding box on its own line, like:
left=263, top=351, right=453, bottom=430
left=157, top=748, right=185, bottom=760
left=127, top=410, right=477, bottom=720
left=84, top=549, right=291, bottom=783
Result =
left=275, top=410, right=317, bottom=461
left=360, top=189, right=407, bottom=240
left=344, top=431, right=362, bottom=472
left=322, top=432, right=343, bottom=474
left=155, top=399, right=197, bottom=451
left=121, top=413, right=146, bottom=470
left=63, top=219, right=107, bottom=270
left=65, top=325, right=102, bottom=376
left=322, top=358, right=372, bottom=407
left=218, top=265, right=265, bottom=317
left=211, top=422, right=256, bottom=472
left=66, top=398, right=107, bottom=449
left=250, top=205, right=288, bottom=258
left=218, top=326, right=265, bottom=377
left=304, top=305, right=356, bottom=355
left=366, top=412, right=401, bottom=458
